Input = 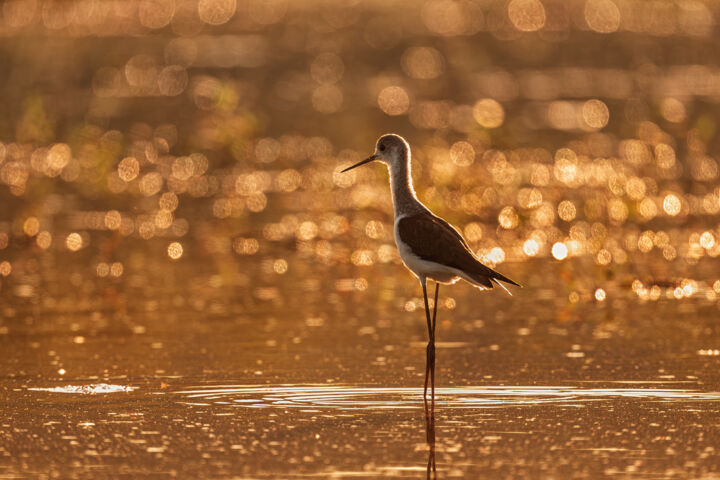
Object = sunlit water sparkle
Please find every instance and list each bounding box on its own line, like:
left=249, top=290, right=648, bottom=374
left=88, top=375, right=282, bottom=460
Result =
left=28, top=384, right=138, bottom=394
left=3, top=0, right=720, bottom=478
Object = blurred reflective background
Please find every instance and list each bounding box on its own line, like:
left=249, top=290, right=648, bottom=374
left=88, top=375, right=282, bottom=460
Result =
left=2, top=0, right=720, bottom=478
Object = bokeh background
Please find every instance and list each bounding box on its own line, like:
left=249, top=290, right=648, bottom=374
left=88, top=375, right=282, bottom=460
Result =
left=2, top=0, right=720, bottom=478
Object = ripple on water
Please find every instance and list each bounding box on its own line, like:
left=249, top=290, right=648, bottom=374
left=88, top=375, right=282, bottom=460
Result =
left=174, top=384, right=720, bottom=411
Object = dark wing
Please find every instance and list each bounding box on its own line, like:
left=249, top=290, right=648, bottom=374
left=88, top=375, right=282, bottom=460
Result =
left=397, top=213, right=520, bottom=288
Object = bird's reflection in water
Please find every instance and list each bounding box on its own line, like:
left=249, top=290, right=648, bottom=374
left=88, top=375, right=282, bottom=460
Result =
left=424, top=395, right=437, bottom=479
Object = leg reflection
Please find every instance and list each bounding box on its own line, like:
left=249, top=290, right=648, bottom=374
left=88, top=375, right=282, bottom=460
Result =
left=424, top=398, right=437, bottom=479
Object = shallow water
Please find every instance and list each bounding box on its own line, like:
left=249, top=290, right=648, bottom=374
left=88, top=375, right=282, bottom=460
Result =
left=3, top=263, right=720, bottom=478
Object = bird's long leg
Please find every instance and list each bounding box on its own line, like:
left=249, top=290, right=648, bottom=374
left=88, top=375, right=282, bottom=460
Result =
left=422, top=280, right=434, bottom=402
left=431, top=283, right=439, bottom=403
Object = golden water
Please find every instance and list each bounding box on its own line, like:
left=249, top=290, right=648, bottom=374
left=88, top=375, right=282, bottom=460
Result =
left=2, top=0, right=720, bottom=478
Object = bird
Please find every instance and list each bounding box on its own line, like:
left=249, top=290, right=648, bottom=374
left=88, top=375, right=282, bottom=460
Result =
left=341, top=133, right=519, bottom=402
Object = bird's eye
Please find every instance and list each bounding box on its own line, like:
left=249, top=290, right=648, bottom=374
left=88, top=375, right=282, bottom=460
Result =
left=379, top=144, right=386, bottom=152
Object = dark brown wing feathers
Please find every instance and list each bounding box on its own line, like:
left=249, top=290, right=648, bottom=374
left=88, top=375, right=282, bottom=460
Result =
left=397, top=213, right=520, bottom=288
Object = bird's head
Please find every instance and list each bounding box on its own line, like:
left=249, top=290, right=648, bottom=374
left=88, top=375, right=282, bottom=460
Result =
left=341, top=134, right=409, bottom=173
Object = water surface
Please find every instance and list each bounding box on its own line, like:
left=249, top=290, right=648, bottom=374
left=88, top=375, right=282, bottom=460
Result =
left=3, top=0, right=720, bottom=478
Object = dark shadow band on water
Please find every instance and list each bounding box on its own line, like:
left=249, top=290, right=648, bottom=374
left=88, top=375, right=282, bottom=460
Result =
left=172, top=384, right=720, bottom=411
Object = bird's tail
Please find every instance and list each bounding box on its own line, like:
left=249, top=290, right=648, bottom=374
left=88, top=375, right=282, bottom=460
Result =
left=488, top=268, right=521, bottom=288
left=464, top=267, right=521, bottom=295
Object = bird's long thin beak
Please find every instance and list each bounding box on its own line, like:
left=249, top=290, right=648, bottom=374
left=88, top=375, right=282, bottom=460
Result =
left=341, top=154, right=379, bottom=173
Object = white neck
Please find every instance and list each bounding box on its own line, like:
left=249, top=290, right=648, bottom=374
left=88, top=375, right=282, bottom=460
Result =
left=387, top=154, right=424, bottom=217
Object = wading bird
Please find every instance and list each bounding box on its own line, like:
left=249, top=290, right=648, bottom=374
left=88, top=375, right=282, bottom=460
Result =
left=341, top=134, right=519, bottom=401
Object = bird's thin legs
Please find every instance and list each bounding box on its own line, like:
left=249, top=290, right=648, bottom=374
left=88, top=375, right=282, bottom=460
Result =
left=423, top=307, right=438, bottom=480
left=422, top=281, right=433, bottom=402
left=431, top=283, right=439, bottom=400
left=422, top=281, right=440, bottom=404
left=421, top=281, right=440, bottom=477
